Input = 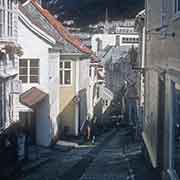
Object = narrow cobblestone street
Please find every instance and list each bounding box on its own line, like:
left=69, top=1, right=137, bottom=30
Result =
left=18, top=127, right=161, bottom=180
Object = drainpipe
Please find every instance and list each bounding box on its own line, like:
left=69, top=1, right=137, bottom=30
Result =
left=75, top=60, right=80, bottom=136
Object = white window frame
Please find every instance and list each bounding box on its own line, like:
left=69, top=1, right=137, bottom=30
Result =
left=7, top=0, right=13, bottom=37
left=59, top=60, right=72, bottom=86
left=0, top=0, right=17, bottom=38
left=0, top=0, right=5, bottom=37
left=19, top=59, right=40, bottom=84
left=173, top=0, right=180, bottom=19
left=0, top=80, right=5, bottom=130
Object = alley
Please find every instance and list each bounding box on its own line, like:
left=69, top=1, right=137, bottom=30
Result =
left=18, top=127, right=160, bottom=180
left=80, top=128, right=160, bottom=180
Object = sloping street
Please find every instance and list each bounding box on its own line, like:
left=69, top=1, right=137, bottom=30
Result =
left=18, top=127, right=160, bottom=180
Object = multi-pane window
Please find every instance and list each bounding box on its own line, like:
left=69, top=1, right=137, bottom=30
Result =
left=60, top=61, right=72, bottom=85
left=89, top=67, right=92, bottom=78
left=19, top=59, right=40, bottom=83
left=7, top=0, right=13, bottom=36
left=0, top=0, right=16, bottom=38
left=97, top=86, right=100, bottom=98
left=161, top=0, right=168, bottom=26
left=175, top=0, right=180, bottom=14
left=0, top=80, right=4, bottom=129
left=0, top=0, right=5, bottom=37
left=122, top=37, right=139, bottom=44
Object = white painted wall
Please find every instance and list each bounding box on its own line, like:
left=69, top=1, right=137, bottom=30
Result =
left=18, top=19, right=51, bottom=92
left=48, top=50, right=60, bottom=140
left=18, top=16, right=59, bottom=146
left=79, top=58, right=90, bottom=129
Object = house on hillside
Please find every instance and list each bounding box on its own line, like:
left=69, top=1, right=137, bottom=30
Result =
left=101, top=44, right=138, bottom=127
left=18, top=0, right=93, bottom=141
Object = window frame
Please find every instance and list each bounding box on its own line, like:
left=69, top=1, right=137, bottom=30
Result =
left=0, top=0, right=5, bottom=37
left=0, top=80, right=5, bottom=130
left=19, top=59, right=40, bottom=84
left=173, top=0, right=180, bottom=19
left=0, top=0, right=15, bottom=38
left=122, top=37, right=139, bottom=44
left=96, top=86, right=100, bottom=99
left=59, top=60, right=72, bottom=86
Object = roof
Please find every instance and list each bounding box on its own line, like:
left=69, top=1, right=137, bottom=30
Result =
left=102, top=45, right=129, bottom=64
left=19, top=0, right=92, bottom=55
left=20, top=87, right=48, bottom=108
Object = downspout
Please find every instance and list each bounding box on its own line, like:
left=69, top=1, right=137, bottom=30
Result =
left=75, top=60, right=80, bottom=136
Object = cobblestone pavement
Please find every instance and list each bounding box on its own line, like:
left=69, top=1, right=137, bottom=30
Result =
left=18, top=128, right=161, bottom=180
left=80, top=129, right=160, bottom=180
left=18, top=129, right=116, bottom=180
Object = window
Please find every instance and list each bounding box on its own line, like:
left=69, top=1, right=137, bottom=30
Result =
left=161, top=0, right=169, bottom=27
left=89, top=67, right=92, bottom=77
left=174, top=0, right=180, bottom=14
left=19, top=59, right=40, bottom=83
left=0, top=0, right=16, bottom=38
left=122, top=37, right=139, bottom=44
left=0, top=0, right=5, bottom=37
left=0, top=80, right=4, bottom=129
left=7, top=0, right=13, bottom=36
left=105, top=100, right=108, bottom=106
left=97, top=86, right=100, bottom=98
left=60, top=61, right=72, bottom=85
left=115, top=35, right=120, bottom=46
left=96, top=38, right=102, bottom=52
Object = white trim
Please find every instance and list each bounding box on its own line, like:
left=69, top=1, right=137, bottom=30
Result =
left=19, top=58, right=40, bottom=84
left=172, top=0, right=180, bottom=20
left=18, top=10, right=56, bottom=45
left=75, top=60, right=80, bottom=136
left=59, top=60, right=73, bottom=86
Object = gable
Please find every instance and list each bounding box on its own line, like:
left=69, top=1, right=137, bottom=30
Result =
left=19, top=1, right=92, bottom=55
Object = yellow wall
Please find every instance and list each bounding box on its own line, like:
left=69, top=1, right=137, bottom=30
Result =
left=59, top=60, right=76, bottom=135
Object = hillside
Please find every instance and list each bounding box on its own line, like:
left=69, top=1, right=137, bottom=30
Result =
left=42, top=0, right=145, bottom=26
